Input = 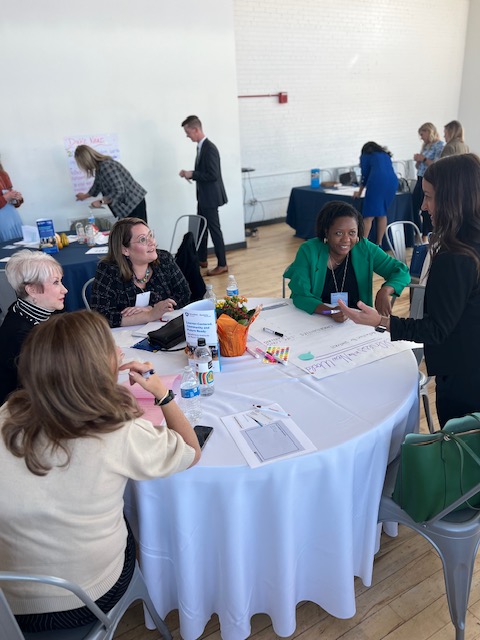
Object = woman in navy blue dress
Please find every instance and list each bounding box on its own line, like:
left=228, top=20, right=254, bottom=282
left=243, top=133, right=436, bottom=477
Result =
left=354, top=142, right=398, bottom=246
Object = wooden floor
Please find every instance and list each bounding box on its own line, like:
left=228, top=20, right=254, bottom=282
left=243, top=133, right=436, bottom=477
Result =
left=115, top=223, right=480, bottom=640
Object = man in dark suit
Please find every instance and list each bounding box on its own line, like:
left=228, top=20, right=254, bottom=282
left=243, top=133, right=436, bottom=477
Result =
left=179, top=115, right=228, bottom=276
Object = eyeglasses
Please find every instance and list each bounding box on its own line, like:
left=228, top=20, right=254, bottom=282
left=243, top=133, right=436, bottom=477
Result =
left=131, top=230, right=155, bottom=245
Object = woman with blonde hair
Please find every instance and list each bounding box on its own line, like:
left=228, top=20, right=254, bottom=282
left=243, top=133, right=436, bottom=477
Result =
left=74, top=145, right=147, bottom=221
left=0, top=157, right=24, bottom=242
left=0, top=249, right=67, bottom=404
left=441, top=120, right=469, bottom=158
left=0, top=310, right=200, bottom=632
left=412, top=122, right=444, bottom=239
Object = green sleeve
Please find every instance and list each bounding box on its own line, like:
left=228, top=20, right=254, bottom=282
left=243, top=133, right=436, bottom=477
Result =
left=283, top=240, right=328, bottom=314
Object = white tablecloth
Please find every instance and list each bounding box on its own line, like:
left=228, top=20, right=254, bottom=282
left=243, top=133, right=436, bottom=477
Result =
left=117, top=300, right=419, bottom=640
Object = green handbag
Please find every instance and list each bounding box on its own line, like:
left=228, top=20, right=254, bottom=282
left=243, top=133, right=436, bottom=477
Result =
left=392, top=413, right=480, bottom=522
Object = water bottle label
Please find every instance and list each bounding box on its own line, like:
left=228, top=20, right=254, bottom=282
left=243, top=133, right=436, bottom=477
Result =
left=196, top=361, right=211, bottom=373
left=181, top=387, right=200, bottom=399
left=197, top=370, right=214, bottom=386
left=226, top=287, right=239, bottom=296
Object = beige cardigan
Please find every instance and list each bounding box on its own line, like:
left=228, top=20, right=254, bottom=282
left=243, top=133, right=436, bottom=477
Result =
left=0, top=408, right=195, bottom=614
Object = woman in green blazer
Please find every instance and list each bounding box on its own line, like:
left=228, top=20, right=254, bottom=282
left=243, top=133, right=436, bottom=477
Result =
left=284, top=201, right=410, bottom=322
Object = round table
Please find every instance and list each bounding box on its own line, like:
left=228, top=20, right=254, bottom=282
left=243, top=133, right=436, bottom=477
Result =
left=116, top=300, right=419, bottom=640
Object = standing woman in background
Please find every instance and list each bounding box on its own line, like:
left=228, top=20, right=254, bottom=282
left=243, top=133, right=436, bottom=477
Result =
left=412, top=123, right=444, bottom=241
left=353, top=142, right=398, bottom=247
left=0, top=157, right=24, bottom=242
left=74, top=145, right=148, bottom=222
left=441, top=120, right=469, bottom=158
left=339, top=154, right=480, bottom=428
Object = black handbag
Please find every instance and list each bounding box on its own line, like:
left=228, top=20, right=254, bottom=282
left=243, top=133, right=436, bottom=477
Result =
left=339, top=171, right=357, bottom=186
left=148, top=315, right=186, bottom=350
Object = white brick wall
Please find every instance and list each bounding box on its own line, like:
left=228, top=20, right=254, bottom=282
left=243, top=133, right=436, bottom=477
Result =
left=234, top=0, right=469, bottom=223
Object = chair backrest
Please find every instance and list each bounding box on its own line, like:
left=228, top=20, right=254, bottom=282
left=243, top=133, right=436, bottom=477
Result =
left=0, top=563, right=171, bottom=640
left=0, top=587, right=24, bottom=640
left=82, top=277, right=95, bottom=310
left=0, top=572, right=109, bottom=640
left=385, top=221, right=423, bottom=265
left=169, top=215, right=207, bottom=256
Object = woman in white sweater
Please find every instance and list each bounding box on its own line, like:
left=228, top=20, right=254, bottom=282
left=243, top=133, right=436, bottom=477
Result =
left=0, top=310, right=200, bottom=632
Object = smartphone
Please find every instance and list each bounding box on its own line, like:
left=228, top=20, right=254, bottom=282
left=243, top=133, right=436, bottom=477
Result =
left=194, top=425, right=214, bottom=450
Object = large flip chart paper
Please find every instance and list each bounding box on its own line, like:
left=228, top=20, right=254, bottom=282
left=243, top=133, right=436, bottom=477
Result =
left=249, top=301, right=418, bottom=380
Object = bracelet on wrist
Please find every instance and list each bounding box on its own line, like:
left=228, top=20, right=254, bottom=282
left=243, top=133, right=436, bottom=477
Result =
left=154, top=389, right=175, bottom=407
left=375, top=316, right=389, bottom=333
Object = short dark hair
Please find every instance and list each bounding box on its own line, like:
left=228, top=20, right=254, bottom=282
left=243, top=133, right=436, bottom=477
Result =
left=181, top=115, right=202, bottom=129
left=361, top=141, right=392, bottom=157
left=315, top=201, right=364, bottom=241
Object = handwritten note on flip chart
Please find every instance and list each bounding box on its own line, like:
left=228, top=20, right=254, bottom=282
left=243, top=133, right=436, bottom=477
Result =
left=248, top=300, right=418, bottom=380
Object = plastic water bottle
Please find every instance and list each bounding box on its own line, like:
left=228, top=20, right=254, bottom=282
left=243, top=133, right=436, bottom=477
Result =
left=203, top=284, right=217, bottom=305
left=85, top=223, right=96, bottom=247
left=75, top=222, right=86, bottom=244
left=226, top=275, right=239, bottom=297
left=88, top=211, right=99, bottom=232
left=194, top=338, right=214, bottom=396
left=179, top=366, right=202, bottom=424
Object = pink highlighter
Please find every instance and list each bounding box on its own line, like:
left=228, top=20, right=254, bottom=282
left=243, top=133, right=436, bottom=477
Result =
left=255, top=347, right=277, bottom=363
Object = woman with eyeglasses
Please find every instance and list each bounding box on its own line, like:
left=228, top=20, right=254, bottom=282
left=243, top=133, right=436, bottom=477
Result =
left=91, top=218, right=191, bottom=327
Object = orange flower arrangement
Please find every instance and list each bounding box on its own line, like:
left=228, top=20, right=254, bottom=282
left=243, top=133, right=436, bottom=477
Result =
left=215, top=296, right=261, bottom=356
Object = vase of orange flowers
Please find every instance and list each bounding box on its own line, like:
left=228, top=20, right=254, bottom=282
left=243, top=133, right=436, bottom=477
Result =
left=215, top=295, right=261, bottom=356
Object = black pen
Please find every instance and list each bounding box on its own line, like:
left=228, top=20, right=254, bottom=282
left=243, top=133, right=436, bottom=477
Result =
left=263, top=327, right=284, bottom=337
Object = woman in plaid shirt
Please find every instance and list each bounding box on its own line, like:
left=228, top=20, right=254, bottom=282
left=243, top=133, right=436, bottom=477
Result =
left=74, top=145, right=148, bottom=222
left=91, top=218, right=190, bottom=327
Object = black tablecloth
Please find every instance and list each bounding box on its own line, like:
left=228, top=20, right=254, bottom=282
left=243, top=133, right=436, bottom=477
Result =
left=0, top=237, right=101, bottom=313
left=286, top=186, right=414, bottom=248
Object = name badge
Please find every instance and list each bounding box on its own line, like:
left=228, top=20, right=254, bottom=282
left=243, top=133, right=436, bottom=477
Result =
left=135, top=291, right=151, bottom=307
left=330, top=292, right=348, bottom=306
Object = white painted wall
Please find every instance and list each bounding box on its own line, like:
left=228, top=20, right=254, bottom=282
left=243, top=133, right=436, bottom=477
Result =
left=0, top=0, right=245, bottom=250
left=234, top=0, right=470, bottom=223
left=459, top=0, right=480, bottom=155
left=1, top=0, right=475, bottom=237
